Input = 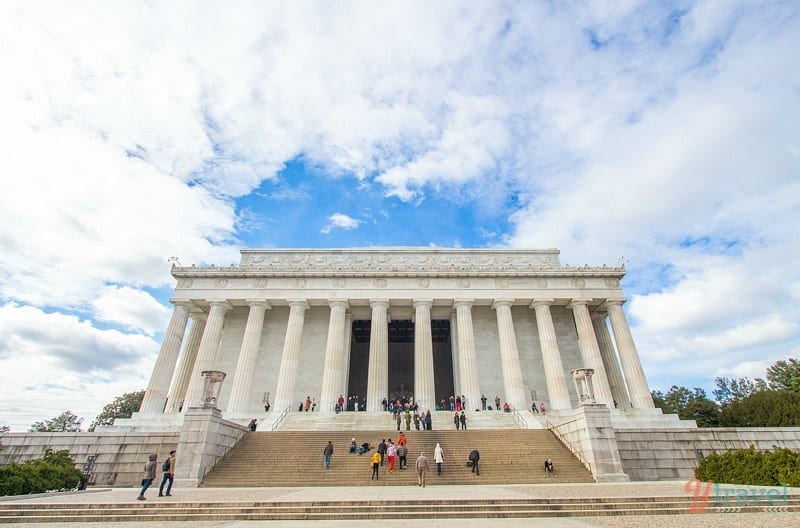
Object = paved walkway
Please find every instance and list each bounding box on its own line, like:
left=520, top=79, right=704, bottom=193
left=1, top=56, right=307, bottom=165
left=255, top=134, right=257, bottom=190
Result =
left=4, top=481, right=800, bottom=527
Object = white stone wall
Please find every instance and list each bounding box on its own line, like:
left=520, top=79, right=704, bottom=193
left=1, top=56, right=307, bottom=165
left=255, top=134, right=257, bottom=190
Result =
left=616, top=428, right=800, bottom=480
left=0, top=432, right=179, bottom=486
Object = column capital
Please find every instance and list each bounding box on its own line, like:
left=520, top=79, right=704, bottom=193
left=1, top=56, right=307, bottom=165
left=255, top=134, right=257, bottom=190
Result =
left=453, top=299, right=474, bottom=309
left=170, top=298, right=194, bottom=308
left=287, top=299, right=310, bottom=310
left=369, top=299, right=390, bottom=309
left=190, top=310, right=208, bottom=321
left=567, top=298, right=593, bottom=309
left=603, top=298, right=627, bottom=308
left=245, top=299, right=271, bottom=309
left=207, top=300, right=232, bottom=311
left=327, top=299, right=350, bottom=309
left=530, top=298, right=555, bottom=309
left=590, top=308, right=608, bottom=320
left=413, top=299, right=433, bottom=308
left=491, top=299, right=514, bottom=310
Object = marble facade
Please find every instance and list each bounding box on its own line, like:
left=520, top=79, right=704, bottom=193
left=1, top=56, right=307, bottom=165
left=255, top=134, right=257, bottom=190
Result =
left=138, top=248, right=656, bottom=425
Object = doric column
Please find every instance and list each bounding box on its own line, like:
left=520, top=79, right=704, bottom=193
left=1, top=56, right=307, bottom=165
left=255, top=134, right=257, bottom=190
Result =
left=183, top=300, right=232, bottom=410
left=592, top=310, right=631, bottom=409
left=605, top=300, right=655, bottom=409
left=366, top=300, right=389, bottom=411
left=450, top=310, right=461, bottom=397
left=319, top=300, right=349, bottom=412
left=341, top=313, right=353, bottom=399
left=568, top=299, right=614, bottom=408
left=531, top=300, right=571, bottom=410
left=454, top=300, right=481, bottom=411
left=226, top=300, right=270, bottom=414
left=413, top=299, right=435, bottom=411
left=166, top=312, right=206, bottom=412
left=272, top=300, right=310, bottom=413
left=140, top=300, right=192, bottom=413
left=492, top=300, right=527, bottom=409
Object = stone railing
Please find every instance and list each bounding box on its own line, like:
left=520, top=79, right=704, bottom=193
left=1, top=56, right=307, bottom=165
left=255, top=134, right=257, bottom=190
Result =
left=544, top=415, right=594, bottom=476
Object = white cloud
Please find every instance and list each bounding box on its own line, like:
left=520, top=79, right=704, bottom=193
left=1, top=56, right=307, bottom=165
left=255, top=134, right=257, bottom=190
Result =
left=321, top=213, right=361, bottom=234
left=91, top=286, right=172, bottom=336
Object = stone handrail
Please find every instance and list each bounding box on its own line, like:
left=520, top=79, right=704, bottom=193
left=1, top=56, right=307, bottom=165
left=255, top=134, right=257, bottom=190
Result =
left=270, top=405, right=291, bottom=431
left=544, top=415, right=594, bottom=476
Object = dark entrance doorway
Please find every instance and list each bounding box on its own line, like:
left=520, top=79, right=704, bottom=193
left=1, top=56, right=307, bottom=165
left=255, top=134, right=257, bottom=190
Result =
left=346, top=319, right=454, bottom=406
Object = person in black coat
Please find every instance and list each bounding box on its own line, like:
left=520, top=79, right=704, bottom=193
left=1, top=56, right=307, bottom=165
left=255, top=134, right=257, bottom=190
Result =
left=468, top=449, right=480, bottom=475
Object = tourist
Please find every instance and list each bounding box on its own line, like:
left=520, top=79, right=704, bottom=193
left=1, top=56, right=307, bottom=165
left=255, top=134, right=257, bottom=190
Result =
left=397, top=443, right=408, bottom=470
left=455, top=396, right=461, bottom=411
left=503, top=402, right=510, bottom=413
left=531, top=401, right=539, bottom=413
left=137, top=453, right=157, bottom=500
left=323, top=441, right=334, bottom=469
left=350, top=438, right=357, bottom=454
left=425, top=410, right=432, bottom=430
left=462, top=395, right=468, bottom=410
left=158, top=450, right=176, bottom=497
left=337, top=395, right=345, bottom=413
left=413, top=411, right=421, bottom=430
left=387, top=440, right=397, bottom=473
left=248, top=419, right=257, bottom=431
left=434, top=443, right=444, bottom=476
left=359, top=442, right=371, bottom=455
left=449, top=395, right=455, bottom=411
left=539, top=402, right=546, bottom=414
left=397, top=432, right=407, bottom=446
left=305, top=396, right=311, bottom=412
left=440, top=398, right=446, bottom=411
left=468, top=449, right=480, bottom=476
left=298, top=402, right=304, bottom=412
left=311, top=398, right=317, bottom=412
left=481, top=394, right=487, bottom=411
left=415, top=451, right=429, bottom=487
left=460, top=411, right=467, bottom=430
left=396, top=410, right=402, bottom=431
left=544, top=458, right=554, bottom=476
left=404, top=408, right=412, bottom=430
left=453, top=411, right=460, bottom=430
left=378, top=439, right=387, bottom=465
left=371, top=450, right=381, bottom=480
left=495, top=395, right=501, bottom=411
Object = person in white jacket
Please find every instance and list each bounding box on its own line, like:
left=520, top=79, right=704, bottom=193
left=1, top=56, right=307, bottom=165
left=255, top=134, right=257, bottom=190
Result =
left=434, top=443, right=444, bottom=476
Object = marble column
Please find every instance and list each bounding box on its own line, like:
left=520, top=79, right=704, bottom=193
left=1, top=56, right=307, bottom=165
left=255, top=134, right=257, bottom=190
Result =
left=492, top=300, right=527, bottom=410
left=605, top=300, right=655, bottom=409
left=226, top=300, right=270, bottom=415
left=568, top=299, right=615, bottom=408
left=140, top=300, right=192, bottom=413
left=366, top=300, right=389, bottom=411
left=592, top=310, right=631, bottom=409
left=454, top=300, right=481, bottom=412
left=450, top=310, right=461, bottom=397
left=166, top=312, right=206, bottom=412
left=319, top=300, right=349, bottom=412
left=272, top=300, right=310, bottom=413
left=341, top=313, right=353, bottom=400
left=413, top=299, right=435, bottom=411
left=531, top=300, right=571, bottom=411
left=183, top=300, right=232, bottom=410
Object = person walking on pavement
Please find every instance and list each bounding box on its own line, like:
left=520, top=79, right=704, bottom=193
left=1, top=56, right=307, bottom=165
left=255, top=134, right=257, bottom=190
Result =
left=397, top=443, right=408, bottom=470
left=323, top=441, right=334, bottom=469
left=378, top=439, right=387, bottom=465
left=453, top=411, right=460, bottom=430
left=434, top=443, right=444, bottom=476
left=137, top=453, right=157, bottom=500
left=416, top=452, right=430, bottom=487
left=481, top=394, right=487, bottom=410
left=387, top=440, right=397, bottom=473
left=460, top=410, right=467, bottom=430
left=371, top=451, right=381, bottom=480
left=495, top=395, right=501, bottom=411
left=158, top=450, right=176, bottom=497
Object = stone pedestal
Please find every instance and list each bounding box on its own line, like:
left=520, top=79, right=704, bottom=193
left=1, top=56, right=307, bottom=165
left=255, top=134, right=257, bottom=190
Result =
left=173, top=406, right=248, bottom=488
left=550, top=404, right=630, bottom=483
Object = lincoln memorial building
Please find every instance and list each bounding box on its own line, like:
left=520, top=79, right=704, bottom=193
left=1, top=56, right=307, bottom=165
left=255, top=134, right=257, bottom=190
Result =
left=133, top=247, right=668, bottom=430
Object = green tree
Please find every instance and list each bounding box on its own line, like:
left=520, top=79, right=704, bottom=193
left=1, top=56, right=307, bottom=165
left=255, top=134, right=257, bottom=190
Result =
left=29, top=411, right=83, bottom=433
left=765, top=358, right=800, bottom=392
left=89, top=390, right=145, bottom=431
left=651, top=385, right=720, bottom=427
left=713, top=376, right=766, bottom=406
left=718, top=389, right=800, bottom=427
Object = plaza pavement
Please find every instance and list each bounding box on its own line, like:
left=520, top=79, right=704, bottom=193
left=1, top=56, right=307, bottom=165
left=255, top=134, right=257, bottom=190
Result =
left=3, top=481, right=800, bottom=528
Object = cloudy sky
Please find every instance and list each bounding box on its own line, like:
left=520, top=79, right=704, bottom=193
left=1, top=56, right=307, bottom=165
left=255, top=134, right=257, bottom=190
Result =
left=1, top=1, right=798, bottom=431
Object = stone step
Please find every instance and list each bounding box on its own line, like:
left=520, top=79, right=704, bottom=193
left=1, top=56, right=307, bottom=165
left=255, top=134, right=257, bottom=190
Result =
left=2, top=497, right=800, bottom=523
left=201, top=429, right=592, bottom=487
